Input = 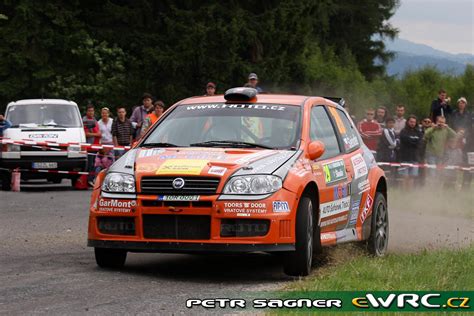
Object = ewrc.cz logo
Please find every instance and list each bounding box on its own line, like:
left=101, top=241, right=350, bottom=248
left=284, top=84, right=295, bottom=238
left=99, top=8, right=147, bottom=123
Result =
left=352, top=293, right=470, bottom=310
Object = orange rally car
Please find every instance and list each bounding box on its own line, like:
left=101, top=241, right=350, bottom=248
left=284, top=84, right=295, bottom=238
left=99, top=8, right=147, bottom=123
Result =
left=87, top=87, right=388, bottom=276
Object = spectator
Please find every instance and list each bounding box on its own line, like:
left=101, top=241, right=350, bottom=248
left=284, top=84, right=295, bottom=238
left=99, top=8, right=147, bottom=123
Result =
left=398, top=115, right=423, bottom=189
left=393, top=104, right=406, bottom=136
left=112, top=107, right=133, bottom=159
left=417, top=117, right=433, bottom=185
left=141, top=100, right=165, bottom=137
left=430, top=88, right=452, bottom=122
left=375, top=106, right=388, bottom=128
left=130, top=93, right=154, bottom=138
left=357, top=109, right=382, bottom=151
left=0, top=114, right=12, bottom=138
left=94, top=148, right=114, bottom=177
left=98, top=107, right=113, bottom=145
left=83, top=104, right=101, bottom=186
left=443, top=136, right=464, bottom=188
left=377, top=117, right=398, bottom=162
left=204, top=82, right=216, bottom=96
left=424, top=116, right=457, bottom=177
left=246, top=73, right=263, bottom=93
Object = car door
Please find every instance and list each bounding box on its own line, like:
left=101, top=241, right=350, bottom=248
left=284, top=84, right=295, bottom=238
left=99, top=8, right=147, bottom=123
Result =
left=327, top=106, right=370, bottom=235
left=308, top=105, right=351, bottom=235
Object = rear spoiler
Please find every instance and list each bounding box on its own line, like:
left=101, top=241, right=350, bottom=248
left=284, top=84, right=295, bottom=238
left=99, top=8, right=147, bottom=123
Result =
left=323, top=97, right=345, bottom=108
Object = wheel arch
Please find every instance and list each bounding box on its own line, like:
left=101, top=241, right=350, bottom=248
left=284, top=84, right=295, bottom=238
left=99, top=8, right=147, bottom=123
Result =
left=300, top=181, right=320, bottom=221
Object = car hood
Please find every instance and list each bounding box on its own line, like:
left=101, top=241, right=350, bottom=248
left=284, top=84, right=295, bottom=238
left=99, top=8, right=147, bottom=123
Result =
left=119, top=147, right=299, bottom=178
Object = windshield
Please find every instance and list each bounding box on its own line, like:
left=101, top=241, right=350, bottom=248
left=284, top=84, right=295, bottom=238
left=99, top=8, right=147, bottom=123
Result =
left=6, top=103, right=82, bottom=127
left=142, top=103, right=301, bottom=149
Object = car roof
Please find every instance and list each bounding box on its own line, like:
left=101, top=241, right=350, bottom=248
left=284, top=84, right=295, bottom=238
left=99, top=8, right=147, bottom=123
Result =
left=179, top=94, right=330, bottom=106
left=7, top=99, right=78, bottom=107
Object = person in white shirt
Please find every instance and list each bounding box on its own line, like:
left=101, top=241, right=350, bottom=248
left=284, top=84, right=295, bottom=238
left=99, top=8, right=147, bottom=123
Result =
left=98, top=107, right=114, bottom=145
left=393, top=104, right=406, bottom=136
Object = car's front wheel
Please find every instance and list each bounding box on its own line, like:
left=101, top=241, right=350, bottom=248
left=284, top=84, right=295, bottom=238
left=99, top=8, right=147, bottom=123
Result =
left=94, top=248, right=127, bottom=269
left=283, top=195, right=320, bottom=276
left=367, top=192, right=389, bottom=256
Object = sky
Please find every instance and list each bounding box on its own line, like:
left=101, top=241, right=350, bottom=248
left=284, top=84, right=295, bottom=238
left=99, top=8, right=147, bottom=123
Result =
left=390, top=0, right=473, bottom=54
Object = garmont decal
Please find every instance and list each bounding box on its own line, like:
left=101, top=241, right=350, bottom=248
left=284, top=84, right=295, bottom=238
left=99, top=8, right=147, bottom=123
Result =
left=97, top=199, right=136, bottom=213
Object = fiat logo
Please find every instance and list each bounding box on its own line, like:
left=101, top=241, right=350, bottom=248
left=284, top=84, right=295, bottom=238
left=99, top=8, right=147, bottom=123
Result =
left=172, top=178, right=185, bottom=189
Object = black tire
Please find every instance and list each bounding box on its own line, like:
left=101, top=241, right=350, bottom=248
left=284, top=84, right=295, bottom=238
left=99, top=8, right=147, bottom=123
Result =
left=1, top=171, right=12, bottom=191
left=70, top=176, right=79, bottom=188
left=367, top=192, right=389, bottom=256
left=283, top=196, right=319, bottom=276
left=94, top=248, right=127, bottom=269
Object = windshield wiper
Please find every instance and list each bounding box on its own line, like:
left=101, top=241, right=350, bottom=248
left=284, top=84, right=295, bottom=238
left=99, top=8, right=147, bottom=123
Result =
left=140, top=142, right=180, bottom=148
left=190, top=140, right=274, bottom=149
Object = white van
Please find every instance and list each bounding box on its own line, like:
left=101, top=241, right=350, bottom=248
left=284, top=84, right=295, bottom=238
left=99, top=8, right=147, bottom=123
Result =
left=1, top=99, right=87, bottom=189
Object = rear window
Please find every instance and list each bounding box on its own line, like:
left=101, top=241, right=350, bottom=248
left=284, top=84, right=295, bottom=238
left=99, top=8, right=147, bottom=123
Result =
left=6, top=103, right=82, bottom=128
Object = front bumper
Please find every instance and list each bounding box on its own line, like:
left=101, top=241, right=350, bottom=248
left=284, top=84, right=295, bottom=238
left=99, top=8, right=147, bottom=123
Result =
left=87, top=189, right=299, bottom=252
left=88, top=239, right=294, bottom=253
left=0, top=157, right=87, bottom=177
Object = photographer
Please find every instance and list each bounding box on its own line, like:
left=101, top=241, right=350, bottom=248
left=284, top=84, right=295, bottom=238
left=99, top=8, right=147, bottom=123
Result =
left=424, top=116, right=457, bottom=178
left=430, top=89, right=452, bottom=122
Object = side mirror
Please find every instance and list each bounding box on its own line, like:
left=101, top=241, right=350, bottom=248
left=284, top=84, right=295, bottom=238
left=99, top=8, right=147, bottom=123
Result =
left=308, top=141, right=325, bottom=160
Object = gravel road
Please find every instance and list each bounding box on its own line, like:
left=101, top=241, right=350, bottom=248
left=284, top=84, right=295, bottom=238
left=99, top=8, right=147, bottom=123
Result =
left=0, top=181, right=472, bottom=314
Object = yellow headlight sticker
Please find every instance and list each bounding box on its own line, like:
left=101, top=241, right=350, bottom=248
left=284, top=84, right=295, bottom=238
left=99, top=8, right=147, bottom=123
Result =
left=156, top=159, right=208, bottom=175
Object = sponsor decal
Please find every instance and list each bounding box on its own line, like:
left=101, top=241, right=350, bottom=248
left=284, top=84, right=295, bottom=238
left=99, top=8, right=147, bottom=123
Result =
left=186, top=103, right=286, bottom=111
left=328, top=107, right=347, bottom=134
left=320, top=214, right=348, bottom=227
left=357, top=178, right=370, bottom=193
left=97, top=198, right=136, bottom=213
left=322, top=160, right=347, bottom=184
left=333, top=183, right=351, bottom=200
left=208, top=166, right=227, bottom=176
left=320, top=196, right=351, bottom=219
left=348, top=199, right=361, bottom=225
left=223, top=202, right=267, bottom=215
left=136, top=163, right=159, bottom=172
left=272, top=201, right=290, bottom=213
left=351, top=153, right=368, bottom=179
left=360, top=194, right=374, bottom=224
left=320, top=232, right=337, bottom=241
left=28, top=133, right=59, bottom=139
left=158, top=195, right=200, bottom=201
left=156, top=159, right=207, bottom=175
left=157, top=152, right=226, bottom=160
left=138, top=148, right=165, bottom=158
left=343, top=135, right=359, bottom=150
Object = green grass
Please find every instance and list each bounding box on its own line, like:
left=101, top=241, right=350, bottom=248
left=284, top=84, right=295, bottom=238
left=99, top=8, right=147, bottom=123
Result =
left=286, top=244, right=474, bottom=292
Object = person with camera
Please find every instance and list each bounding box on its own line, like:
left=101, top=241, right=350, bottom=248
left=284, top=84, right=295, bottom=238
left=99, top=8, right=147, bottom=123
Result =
left=430, top=89, right=452, bottom=122
left=424, top=116, right=457, bottom=178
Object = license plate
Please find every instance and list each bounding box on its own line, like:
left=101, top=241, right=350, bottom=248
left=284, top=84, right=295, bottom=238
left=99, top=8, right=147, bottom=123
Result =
left=32, top=162, right=58, bottom=169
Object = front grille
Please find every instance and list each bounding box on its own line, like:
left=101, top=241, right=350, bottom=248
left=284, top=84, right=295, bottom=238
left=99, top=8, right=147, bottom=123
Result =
left=97, top=217, right=136, bottom=235
left=220, top=219, right=270, bottom=237
left=140, top=176, right=220, bottom=195
left=143, top=214, right=211, bottom=240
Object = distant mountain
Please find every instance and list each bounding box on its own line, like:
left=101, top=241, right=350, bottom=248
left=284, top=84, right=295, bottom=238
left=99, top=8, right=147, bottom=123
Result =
left=383, top=38, right=474, bottom=76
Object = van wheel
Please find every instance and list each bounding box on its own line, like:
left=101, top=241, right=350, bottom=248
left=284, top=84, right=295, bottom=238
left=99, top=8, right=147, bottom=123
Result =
left=1, top=171, right=12, bottom=191
left=94, top=248, right=127, bottom=268
left=367, top=192, right=389, bottom=256
left=283, top=196, right=318, bottom=276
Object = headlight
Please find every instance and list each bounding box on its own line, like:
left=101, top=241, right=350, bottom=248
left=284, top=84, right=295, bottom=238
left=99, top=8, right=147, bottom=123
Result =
left=101, top=173, right=136, bottom=193
left=223, top=175, right=282, bottom=195
left=7, top=144, right=21, bottom=152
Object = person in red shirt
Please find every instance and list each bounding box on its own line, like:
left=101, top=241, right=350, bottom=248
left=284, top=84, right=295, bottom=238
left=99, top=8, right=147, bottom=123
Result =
left=357, top=109, right=382, bottom=151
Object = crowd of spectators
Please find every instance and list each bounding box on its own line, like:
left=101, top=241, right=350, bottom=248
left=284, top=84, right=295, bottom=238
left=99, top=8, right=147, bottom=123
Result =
left=358, top=89, right=473, bottom=189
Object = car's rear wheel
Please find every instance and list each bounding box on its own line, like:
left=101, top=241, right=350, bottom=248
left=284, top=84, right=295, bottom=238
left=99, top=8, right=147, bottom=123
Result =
left=94, top=248, right=127, bottom=268
left=367, top=192, right=389, bottom=256
left=283, top=195, right=320, bottom=276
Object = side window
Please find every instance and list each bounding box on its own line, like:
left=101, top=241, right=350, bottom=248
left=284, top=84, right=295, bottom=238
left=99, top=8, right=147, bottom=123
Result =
left=310, top=106, right=341, bottom=160
left=327, top=107, right=360, bottom=152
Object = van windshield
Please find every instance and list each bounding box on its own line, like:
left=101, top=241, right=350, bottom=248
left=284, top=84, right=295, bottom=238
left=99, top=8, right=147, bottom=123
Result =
left=6, top=104, right=82, bottom=128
